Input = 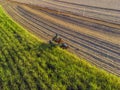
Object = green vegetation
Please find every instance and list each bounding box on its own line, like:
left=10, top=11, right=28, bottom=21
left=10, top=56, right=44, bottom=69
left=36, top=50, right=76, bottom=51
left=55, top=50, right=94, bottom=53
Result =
left=0, top=5, right=120, bottom=90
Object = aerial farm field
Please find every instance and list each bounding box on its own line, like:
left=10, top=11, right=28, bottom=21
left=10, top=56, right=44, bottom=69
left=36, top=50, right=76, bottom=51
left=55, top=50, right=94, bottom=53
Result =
left=1, top=0, right=120, bottom=75
left=0, top=0, right=120, bottom=90
left=0, top=5, right=120, bottom=90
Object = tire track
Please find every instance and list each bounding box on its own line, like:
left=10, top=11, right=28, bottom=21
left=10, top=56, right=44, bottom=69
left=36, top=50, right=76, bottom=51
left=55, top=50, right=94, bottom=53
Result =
left=44, top=12, right=120, bottom=35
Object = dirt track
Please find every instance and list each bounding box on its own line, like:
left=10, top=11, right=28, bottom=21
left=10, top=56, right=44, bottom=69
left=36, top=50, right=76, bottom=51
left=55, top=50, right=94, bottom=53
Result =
left=0, top=0, right=120, bottom=76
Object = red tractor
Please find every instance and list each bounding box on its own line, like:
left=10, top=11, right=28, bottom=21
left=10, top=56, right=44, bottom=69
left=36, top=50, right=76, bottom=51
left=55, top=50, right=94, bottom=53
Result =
left=49, top=33, right=69, bottom=49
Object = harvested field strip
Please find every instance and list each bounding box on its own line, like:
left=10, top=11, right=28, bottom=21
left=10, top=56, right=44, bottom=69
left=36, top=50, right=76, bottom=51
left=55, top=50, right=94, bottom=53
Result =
left=44, top=11, right=120, bottom=35
left=30, top=5, right=120, bottom=29
left=42, top=0, right=120, bottom=24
